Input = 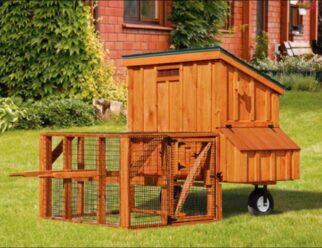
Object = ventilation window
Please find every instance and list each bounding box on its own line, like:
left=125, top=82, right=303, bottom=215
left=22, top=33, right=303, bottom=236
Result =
left=157, top=66, right=180, bottom=82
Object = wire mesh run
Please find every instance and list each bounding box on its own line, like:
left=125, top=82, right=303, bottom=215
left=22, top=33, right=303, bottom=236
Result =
left=38, top=133, right=218, bottom=229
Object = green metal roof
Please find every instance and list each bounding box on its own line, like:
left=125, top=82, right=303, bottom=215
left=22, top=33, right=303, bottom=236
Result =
left=122, top=46, right=285, bottom=90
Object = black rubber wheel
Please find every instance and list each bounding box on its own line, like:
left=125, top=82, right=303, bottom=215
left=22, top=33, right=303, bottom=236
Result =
left=247, top=187, right=274, bottom=215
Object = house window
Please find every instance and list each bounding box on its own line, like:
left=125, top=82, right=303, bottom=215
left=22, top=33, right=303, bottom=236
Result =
left=256, top=0, right=268, bottom=35
left=290, top=1, right=304, bottom=35
left=124, top=0, right=166, bottom=25
left=222, top=0, right=234, bottom=31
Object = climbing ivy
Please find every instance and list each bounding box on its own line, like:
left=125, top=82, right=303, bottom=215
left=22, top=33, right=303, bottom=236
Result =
left=169, top=0, right=228, bottom=49
left=0, top=0, right=116, bottom=101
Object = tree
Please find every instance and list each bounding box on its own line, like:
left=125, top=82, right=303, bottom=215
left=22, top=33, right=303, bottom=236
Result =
left=169, top=0, right=228, bottom=49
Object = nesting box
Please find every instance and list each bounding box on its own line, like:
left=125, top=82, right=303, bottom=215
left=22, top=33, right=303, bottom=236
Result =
left=123, top=47, right=300, bottom=185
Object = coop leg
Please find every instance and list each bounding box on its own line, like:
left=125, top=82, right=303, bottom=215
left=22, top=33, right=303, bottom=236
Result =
left=39, top=135, right=52, bottom=218
left=207, top=142, right=216, bottom=219
left=63, top=137, right=73, bottom=220
left=120, top=138, right=131, bottom=228
left=97, top=138, right=106, bottom=224
left=161, top=187, right=168, bottom=225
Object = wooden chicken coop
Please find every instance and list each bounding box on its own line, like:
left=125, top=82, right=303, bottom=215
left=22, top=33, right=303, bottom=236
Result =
left=12, top=47, right=300, bottom=228
left=123, top=47, right=300, bottom=215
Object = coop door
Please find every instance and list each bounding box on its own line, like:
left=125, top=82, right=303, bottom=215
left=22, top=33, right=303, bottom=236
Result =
left=168, top=138, right=217, bottom=222
left=156, top=66, right=181, bottom=131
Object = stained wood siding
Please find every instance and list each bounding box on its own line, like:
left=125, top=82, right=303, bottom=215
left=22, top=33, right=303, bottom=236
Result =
left=224, top=64, right=279, bottom=127
left=126, top=52, right=300, bottom=184
left=220, top=135, right=300, bottom=183
left=128, top=61, right=280, bottom=131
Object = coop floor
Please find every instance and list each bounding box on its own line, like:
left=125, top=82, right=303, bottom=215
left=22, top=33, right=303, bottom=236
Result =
left=2, top=92, right=322, bottom=246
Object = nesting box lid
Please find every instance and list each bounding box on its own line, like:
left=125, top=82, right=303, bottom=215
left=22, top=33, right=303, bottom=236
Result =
left=219, top=127, right=300, bottom=151
left=123, top=46, right=285, bottom=94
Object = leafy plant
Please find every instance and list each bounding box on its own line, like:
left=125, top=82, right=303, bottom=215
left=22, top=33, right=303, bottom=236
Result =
left=0, top=98, right=25, bottom=132
left=17, top=97, right=97, bottom=129
left=253, top=31, right=269, bottom=62
left=169, top=0, right=228, bottom=49
left=273, top=74, right=321, bottom=92
left=252, top=55, right=322, bottom=72
left=0, top=0, right=119, bottom=102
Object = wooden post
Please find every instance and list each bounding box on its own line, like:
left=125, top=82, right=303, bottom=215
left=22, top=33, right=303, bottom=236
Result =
left=63, top=137, right=73, bottom=220
left=280, top=0, right=290, bottom=43
left=161, top=141, right=169, bottom=225
left=120, top=138, right=130, bottom=228
left=77, top=137, right=85, bottom=216
left=310, top=0, right=318, bottom=41
left=97, top=137, right=106, bottom=224
left=215, top=138, right=223, bottom=220
left=39, top=135, right=52, bottom=218
left=168, top=142, right=176, bottom=217
left=207, top=141, right=216, bottom=219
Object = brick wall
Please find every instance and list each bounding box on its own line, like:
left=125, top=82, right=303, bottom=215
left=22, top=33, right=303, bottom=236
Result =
left=98, top=0, right=317, bottom=74
left=267, top=0, right=281, bottom=58
left=97, top=1, right=170, bottom=75
left=220, top=0, right=243, bottom=58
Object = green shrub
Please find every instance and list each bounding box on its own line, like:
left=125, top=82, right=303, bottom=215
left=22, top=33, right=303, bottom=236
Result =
left=0, top=0, right=119, bottom=102
left=273, top=74, right=321, bottom=92
left=0, top=98, right=25, bottom=132
left=169, top=0, right=228, bottom=49
left=253, top=31, right=269, bottom=62
left=253, top=55, right=322, bottom=72
left=17, top=97, right=97, bottom=129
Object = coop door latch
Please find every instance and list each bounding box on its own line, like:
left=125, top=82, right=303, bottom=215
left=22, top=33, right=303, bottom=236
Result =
left=216, top=172, right=223, bottom=182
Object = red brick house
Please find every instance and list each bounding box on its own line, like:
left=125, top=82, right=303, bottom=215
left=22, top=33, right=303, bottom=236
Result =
left=93, top=0, right=319, bottom=74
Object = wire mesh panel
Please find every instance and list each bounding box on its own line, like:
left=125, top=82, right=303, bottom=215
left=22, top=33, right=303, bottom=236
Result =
left=76, top=180, right=97, bottom=223
left=106, top=183, right=120, bottom=226
left=128, top=136, right=166, bottom=228
left=170, top=139, right=216, bottom=222
left=105, top=139, right=120, bottom=172
left=130, top=185, right=162, bottom=227
left=129, top=136, right=165, bottom=177
left=34, top=132, right=218, bottom=229
left=51, top=179, right=63, bottom=218
left=46, top=135, right=121, bottom=226
left=181, top=185, right=207, bottom=216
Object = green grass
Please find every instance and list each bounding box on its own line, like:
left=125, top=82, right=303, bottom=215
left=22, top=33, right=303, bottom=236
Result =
left=1, top=92, right=322, bottom=247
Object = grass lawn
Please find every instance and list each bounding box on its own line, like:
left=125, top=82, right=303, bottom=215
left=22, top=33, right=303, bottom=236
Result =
left=1, top=92, right=322, bottom=247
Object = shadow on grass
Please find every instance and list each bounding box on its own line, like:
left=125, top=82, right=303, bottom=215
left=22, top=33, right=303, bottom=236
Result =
left=223, top=187, right=322, bottom=218
left=133, top=187, right=322, bottom=220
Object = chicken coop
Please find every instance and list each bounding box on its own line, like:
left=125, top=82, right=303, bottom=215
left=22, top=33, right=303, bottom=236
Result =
left=12, top=47, right=300, bottom=228
left=123, top=47, right=300, bottom=215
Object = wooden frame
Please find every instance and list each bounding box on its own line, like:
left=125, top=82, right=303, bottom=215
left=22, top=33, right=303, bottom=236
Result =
left=13, top=132, right=220, bottom=229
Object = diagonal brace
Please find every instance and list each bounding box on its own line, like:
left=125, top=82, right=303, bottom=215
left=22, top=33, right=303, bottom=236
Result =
left=174, top=142, right=212, bottom=216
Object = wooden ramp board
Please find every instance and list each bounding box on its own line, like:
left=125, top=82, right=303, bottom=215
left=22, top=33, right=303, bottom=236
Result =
left=219, top=127, right=300, bottom=151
